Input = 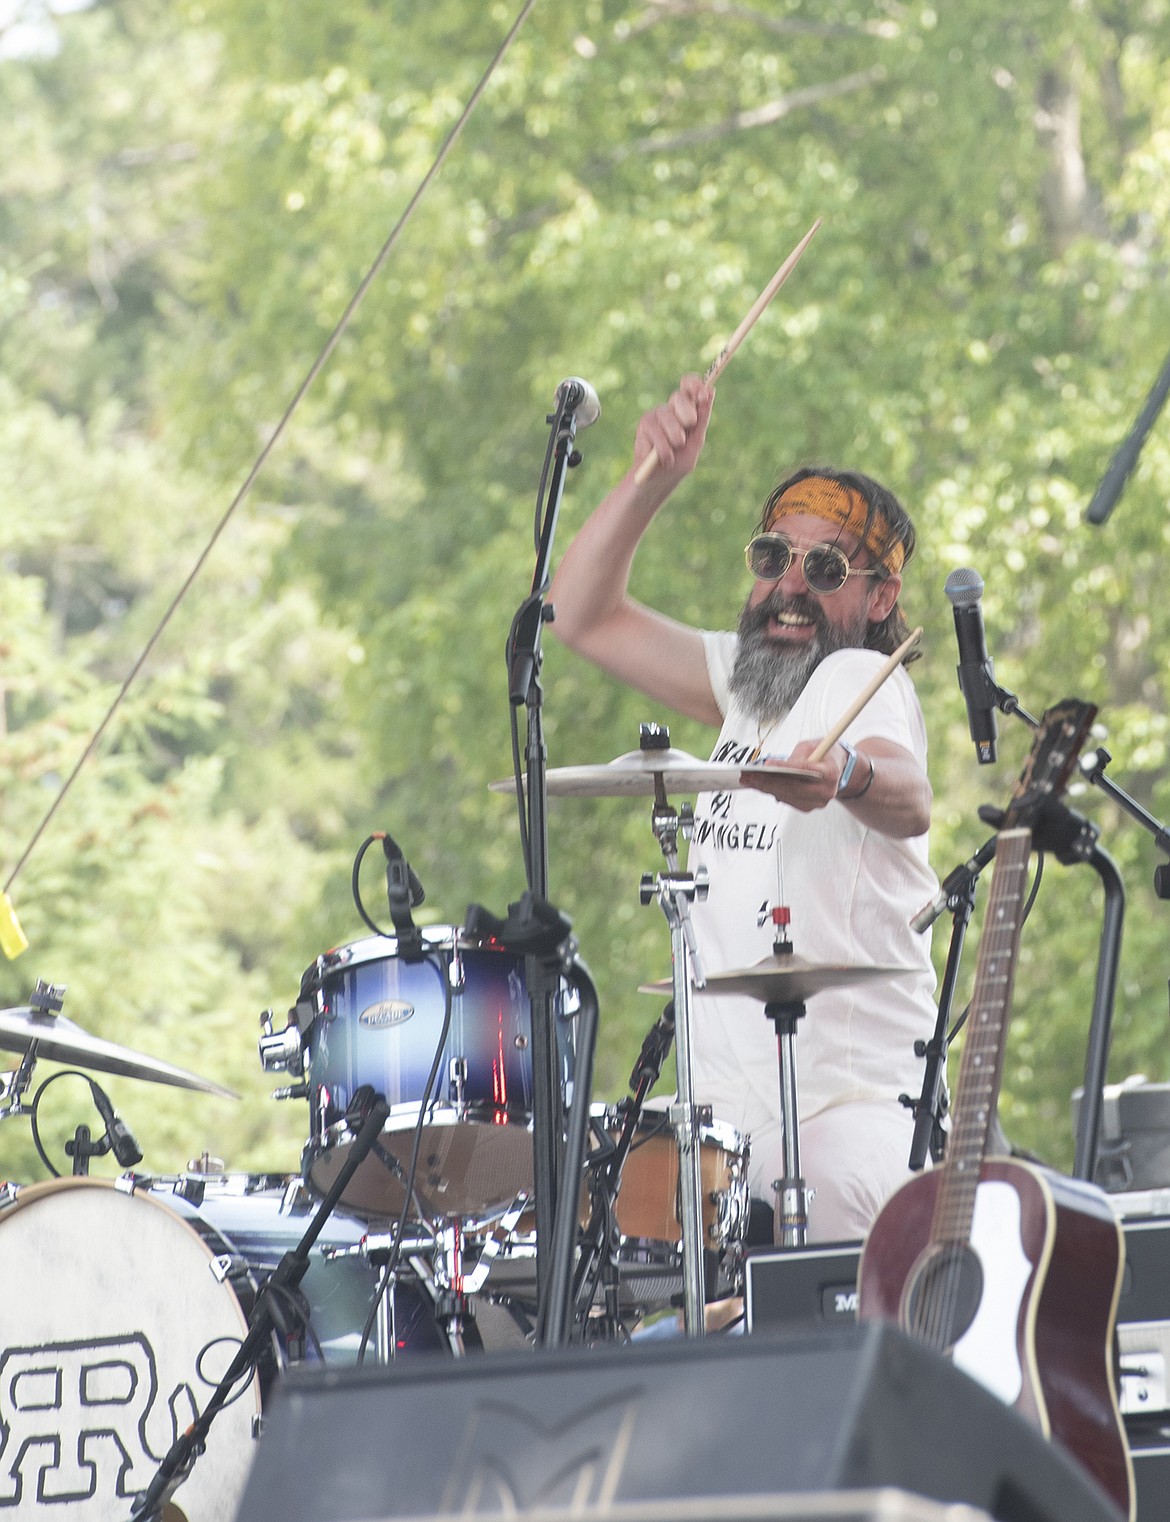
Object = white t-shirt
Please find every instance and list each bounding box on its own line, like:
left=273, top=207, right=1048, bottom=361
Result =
left=685, top=636, right=939, bottom=1178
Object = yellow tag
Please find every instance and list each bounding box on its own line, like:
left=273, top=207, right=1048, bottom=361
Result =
left=0, top=893, right=29, bottom=959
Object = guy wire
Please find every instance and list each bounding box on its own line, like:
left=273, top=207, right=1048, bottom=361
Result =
left=3, top=0, right=540, bottom=897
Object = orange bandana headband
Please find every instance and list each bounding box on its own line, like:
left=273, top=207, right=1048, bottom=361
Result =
left=764, top=476, right=906, bottom=577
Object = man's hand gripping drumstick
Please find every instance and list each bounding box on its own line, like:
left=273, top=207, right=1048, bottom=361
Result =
left=745, top=626, right=927, bottom=835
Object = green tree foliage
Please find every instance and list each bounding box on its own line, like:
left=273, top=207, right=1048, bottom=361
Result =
left=2, top=0, right=1169, bottom=1192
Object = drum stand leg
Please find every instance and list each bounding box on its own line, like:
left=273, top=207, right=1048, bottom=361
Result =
left=640, top=779, right=709, bottom=1337
left=390, top=1220, right=487, bottom=1357
left=765, top=999, right=809, bottom=1247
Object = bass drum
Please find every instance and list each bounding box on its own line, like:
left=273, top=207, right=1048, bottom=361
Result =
left=0, top=1174, right=446, bottom=1522
left=299, top=929, right=577, bottom=1222
left=0, top=1176, right=261, bottom=1522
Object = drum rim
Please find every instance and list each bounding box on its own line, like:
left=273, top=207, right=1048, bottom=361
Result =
left=589, top=1101, right=749, bottom=1156
left=0, top=1173, right=262, bottom=1391
left=311, top=1100, right=538, bottom=1155
left=309, top=926, right=512, bottom=979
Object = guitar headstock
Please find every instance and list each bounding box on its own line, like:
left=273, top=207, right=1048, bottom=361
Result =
left=1002, top=699, right=1098, bottom=831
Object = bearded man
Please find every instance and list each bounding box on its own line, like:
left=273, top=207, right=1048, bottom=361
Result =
left=549, top=373, right=938, bottom=1245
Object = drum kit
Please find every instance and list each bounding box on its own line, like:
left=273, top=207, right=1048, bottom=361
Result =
left=0, top=732, right=908, bottom=1521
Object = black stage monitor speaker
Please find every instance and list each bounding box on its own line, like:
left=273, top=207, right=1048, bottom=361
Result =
left=233, top=1322, right=1123, bottom=1522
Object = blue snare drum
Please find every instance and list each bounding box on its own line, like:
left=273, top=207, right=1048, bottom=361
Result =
left=299, top=929, right=576, bottom=1222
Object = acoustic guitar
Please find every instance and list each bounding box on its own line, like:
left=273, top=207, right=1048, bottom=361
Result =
left=858, top=699, right=1134, bottom=1520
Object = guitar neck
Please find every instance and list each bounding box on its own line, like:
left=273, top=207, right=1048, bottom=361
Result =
left=931, top=827, right=1032, bottom=1245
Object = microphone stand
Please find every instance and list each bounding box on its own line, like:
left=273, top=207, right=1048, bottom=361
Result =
left=462, top=894, right=599, bottom=1349
left=903, top=834, right=999, bottom=1170
left=570, top=1004, right=675, bottom=1334
left=129, top=1095, right=391, bottom=1522
left=504, top=387, right=589, bottom=1333
left=985, top=702, right=1170, bottom=1178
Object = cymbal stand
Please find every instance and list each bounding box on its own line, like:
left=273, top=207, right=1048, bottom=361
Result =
left=639, top=767, right=709, bottom=1336
left=757, top=911, right=809, bottom=1248
left=0, top=1044, right=36, bottom=1119
left=0, top=980, right=62, bottom=1119
left=765, top=997, right=808, bottom=1247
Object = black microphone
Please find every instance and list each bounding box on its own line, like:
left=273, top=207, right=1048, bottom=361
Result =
left=89, top=1081, right=143, bottom=1168
left=945, top=568, right=998, bottom=765
left=381, top=834, right=425, bottom=961
left=556, top=376, right=601, bottom=429
left=1086, top=346, right=1170, bottom=524
left=629, top=1000, right=675, bottom=1090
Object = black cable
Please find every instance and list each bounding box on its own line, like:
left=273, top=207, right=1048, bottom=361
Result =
left=29, top=1069, right=141, bottom=1177
left=351, top=832, right=393, bottom=938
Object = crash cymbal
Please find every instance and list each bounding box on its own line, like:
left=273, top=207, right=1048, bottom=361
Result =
left=640, top=955, right=916, bottom=1005
left=0, top=1006, right=238, bottom=1097
left=491, top=747, right=819, bottom=799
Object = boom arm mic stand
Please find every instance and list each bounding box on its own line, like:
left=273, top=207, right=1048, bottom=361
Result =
left=504, top=386, right=593, bottom=1337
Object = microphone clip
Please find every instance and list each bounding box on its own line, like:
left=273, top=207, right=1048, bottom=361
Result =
left=381, top=834, right=426, bottom=960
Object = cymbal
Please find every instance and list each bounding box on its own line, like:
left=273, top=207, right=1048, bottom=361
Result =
left=491, top=747, right=819, bottom=799
left=0, top=1006, right=238, bottom=1098
left=640, top=954, right=916, bottom=1005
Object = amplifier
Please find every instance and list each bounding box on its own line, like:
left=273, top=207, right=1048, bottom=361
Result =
left=744, top=1241, right=862, bottom=1333
left=745, top=1209, right=1170, bottom=1422
left=1107, top=1198, right=1170, bottom=1419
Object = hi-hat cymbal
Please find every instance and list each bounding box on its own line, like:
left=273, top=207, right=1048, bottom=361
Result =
left=491, top=747, right=819, bottom=800
left=0, top=1006, right=238, bottom=1097
left=640, top=955, right=915, bottom=1005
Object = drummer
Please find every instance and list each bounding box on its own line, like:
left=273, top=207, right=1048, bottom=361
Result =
left=548, top=374, right=939, bottom=1245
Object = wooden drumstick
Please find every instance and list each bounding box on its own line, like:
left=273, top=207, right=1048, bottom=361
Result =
left=633, top=216, right=822, bottom=486
left=806, top=626, right=924, bottom=764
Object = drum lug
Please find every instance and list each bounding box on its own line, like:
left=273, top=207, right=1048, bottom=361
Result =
left=448, top=1056, right=468, bottom=1106
left=279, top=1177, right=314, bottom=1215
left=258, top=1010, right=304, bottom=1074
left=209, top=1250, right=248, bottom=1284
left=449, top=946, right=465, bottom=993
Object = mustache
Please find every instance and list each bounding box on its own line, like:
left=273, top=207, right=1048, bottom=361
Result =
left=739, top=589, right=831, bottom=641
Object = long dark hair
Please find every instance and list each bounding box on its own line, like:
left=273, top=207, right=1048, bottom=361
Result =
left=756, top=466, right=921, bottom=663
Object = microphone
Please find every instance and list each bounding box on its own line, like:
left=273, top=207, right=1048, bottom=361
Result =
left=89, top=1082, right=143, bottom=1168
left=629, top=1000, right=675, bottom=1090
left=910, top=834, right=999, bottom=934
left=556, top=377, right=601, bottom=429
left=944, top=568, right=998, bottom=765
left=1086, top=347, right=1170, bottom=524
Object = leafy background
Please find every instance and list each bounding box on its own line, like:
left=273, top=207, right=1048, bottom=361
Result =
left=2, top=0, right=1169, bottom=1186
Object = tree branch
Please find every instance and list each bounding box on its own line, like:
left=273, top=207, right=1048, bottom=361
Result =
left=623, top=0, right=898, bottom=41
left=619, top=65, right=887, bottom=156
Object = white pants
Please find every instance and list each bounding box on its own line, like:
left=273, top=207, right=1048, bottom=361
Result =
left=749, top=1098, right=920, bottom=1244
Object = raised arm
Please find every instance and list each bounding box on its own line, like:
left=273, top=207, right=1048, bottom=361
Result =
left=548, top=375, right=723, bottom=726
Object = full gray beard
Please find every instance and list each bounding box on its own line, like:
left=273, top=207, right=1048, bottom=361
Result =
left=728, top=590, right=868, bottom=727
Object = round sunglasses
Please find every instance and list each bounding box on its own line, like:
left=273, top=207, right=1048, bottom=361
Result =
left=744, top=533, right=883, bottom=595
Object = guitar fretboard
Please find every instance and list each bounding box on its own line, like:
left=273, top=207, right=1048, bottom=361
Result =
left=931, top=827, right=1032, bottom=1246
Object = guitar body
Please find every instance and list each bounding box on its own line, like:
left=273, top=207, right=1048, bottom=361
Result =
left=859, top=1157, right=1133, bottom=1519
